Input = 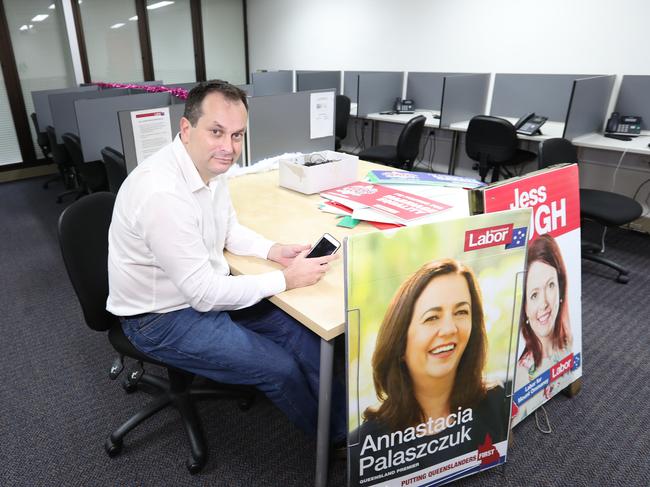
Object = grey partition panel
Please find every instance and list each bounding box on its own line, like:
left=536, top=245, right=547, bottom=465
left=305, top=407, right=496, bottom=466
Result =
left=118, top=103, right=185, bottom=173
left=615, top=75, right=650, bottom=130
left=237, top=84, right=254, bottom=95
left=251, top=71, right=293, bottom=96
left=440, top=74, right=490, bottom=128
left=75, top=92, right=171, bottom=162
left=50, top=89, right=129, bottom=143
left=357, top=72, right=403, bottom=117
left=32, top=86, right=97, bottom=129
left=563, top=75, right=615, bottom=140
left=491, top=74, right=588, bottom=121
left=296, top=71, right=340, bottom=95
left=406, top=72, right=448, bottom=110
left=343, top=72, right=360, bottom=102
left=166, top=82, right=199, bottom=91
left=247, top=89, right=335, bottom=163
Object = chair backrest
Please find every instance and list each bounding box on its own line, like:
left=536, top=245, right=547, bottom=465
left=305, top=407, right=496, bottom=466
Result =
left=101, top=146, right=128, bottom=194
left=465, top=115, right=518, bottom=164
left=335, top=94, right=351, bottom=141
left=396, top=115, right=426, bottom=168
left=538, top=137, right=578, bottom=169
left=58, top=192, right=117, bottom=332
left=61, top=132, right=86, bottom=171
left=30, top=113, right=50, bottom=152
left=45, top=126, right=69, bottom=166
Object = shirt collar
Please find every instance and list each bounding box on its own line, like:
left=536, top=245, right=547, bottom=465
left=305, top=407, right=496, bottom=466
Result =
left=172, top=134, right=217, bottom=193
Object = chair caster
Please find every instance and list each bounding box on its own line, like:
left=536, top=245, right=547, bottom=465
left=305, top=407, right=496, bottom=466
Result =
left=616, top=274, right=629, bottom=284
left=105, top=437, right=123, bottom=457
left=122, top=378, right=138, bottom=393
left=186, top=456, right=205, bottom=474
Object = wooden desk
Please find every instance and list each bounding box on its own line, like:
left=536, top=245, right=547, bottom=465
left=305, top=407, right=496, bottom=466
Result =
left=226, top=160, right=381, bottom=487
left=572, top=131, right=650, bottom=156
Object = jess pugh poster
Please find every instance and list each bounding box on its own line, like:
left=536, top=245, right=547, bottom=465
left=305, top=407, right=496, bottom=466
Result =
left=345, top=209, right=531, bottom=486
left=478, top=164, right=582, bottom=427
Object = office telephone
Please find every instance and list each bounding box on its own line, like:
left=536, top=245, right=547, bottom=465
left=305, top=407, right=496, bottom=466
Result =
left=514, top=113, right=548, bottom=136
left=394, top=98, right=415, bottom=114
left=605, top=112, right=642, bottom=135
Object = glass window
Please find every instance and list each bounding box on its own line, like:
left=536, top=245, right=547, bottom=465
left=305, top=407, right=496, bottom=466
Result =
left=0, top=71, right=21, bottom=166
left=147, top=0, right=195, bottom=83
left=79, top=0, right=144, bottom=83
left=4, top=0, right=76, bottom=159
left=201, top=0, right=246, bottom=85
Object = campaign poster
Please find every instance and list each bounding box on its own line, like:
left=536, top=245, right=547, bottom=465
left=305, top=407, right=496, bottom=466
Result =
left=479, top=164, right=582, bottom=427
left=346, top=209, right=531, bottom=486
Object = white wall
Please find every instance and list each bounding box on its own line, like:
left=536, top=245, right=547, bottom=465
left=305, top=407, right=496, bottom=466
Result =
left=247, top=0, right=650, bottom=76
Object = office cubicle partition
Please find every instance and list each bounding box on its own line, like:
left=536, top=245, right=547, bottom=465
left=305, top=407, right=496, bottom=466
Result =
left=75, top=92, right=171, bottom=162
left=296, top=71, right=341, bottom=95
left=439, top=73, right=491, bottom=128
left=491, top=73, right=592, bottom=122
left=118, top=103, right=185, bottom=173
left=32, top=86, right=97, bottom=129
left=247, top=89, right=335, bottom=163
left=250, top=71, right=293, bottom=96
left=406, top=72, right=463, bottom=110
left=49, top=89, right=130, bottom=143
left=563, top=75, right=616, bottom=140
left=355, top=72, right=403, bottom=117
left=614, top=75, right=650, bottom=130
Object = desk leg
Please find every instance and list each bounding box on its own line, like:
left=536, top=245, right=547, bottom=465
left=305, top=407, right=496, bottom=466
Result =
left=448, top=131, right=459, bottom=175
left=315, top=337, right=334, bottom=487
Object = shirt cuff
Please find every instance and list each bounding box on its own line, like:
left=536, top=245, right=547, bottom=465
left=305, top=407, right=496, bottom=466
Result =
left=259, top=269, right=287, bottom=297
left=250, top=237, right=275, bottom=260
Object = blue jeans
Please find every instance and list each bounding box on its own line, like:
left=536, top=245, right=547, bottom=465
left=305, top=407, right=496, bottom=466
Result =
left=120, top=300, right=346, bottom=443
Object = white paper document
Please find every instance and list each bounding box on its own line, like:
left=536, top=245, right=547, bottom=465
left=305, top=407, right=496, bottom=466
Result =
left=131, top=106, right=172, bottom=164
left=310, top=91, right=334, bottom=139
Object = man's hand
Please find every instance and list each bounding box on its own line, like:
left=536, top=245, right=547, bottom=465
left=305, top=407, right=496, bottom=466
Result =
left=282, top=249, right=339, bottom=290
left=268, top=243, right=311, bottom=268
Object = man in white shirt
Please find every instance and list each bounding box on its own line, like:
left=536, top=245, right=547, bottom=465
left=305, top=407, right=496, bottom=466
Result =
left=107, top=80, right=345, bottom=445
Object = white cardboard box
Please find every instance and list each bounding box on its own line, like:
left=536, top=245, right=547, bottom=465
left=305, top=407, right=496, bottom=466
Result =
left=279, top=150, right=358, bottom=195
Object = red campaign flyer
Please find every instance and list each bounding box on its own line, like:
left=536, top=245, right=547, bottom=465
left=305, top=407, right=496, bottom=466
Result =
left=476, top=164, right=582, bottom=427
left=321, top=182, right=451, bottom=223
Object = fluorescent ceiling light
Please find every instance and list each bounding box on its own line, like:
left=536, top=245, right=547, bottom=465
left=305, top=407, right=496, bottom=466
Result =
left=48, top=4, right=55, bottom=9
left=129, top=16, right=138, bottom=21
left=147, top=1, right=174, bottom=10
left=110, top=23, right=125, bottom=29
left=31, top=14, right=49, bottom=22
left=19, top=25, right=28, bottom=31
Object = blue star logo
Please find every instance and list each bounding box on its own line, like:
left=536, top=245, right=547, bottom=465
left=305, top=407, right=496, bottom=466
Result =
left=505, top=227, right=527, bottom=249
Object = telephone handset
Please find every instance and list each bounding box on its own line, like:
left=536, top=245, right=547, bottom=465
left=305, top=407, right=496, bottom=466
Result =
left=606, top=112, right=642, bottom=135
left=514, top=112, right=548, bottom=136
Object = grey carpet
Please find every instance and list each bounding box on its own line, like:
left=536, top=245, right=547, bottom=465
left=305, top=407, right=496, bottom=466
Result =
left=1, top=176, right=649, bottom=487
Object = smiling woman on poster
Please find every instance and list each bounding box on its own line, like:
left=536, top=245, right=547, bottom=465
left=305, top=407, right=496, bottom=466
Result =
left=514, top=234, right=573, bottom=417
left=351, top=258, right=509, bottom=480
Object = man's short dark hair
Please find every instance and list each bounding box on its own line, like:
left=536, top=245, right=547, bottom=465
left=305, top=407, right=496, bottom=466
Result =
left=183, top=80, right=248, bottom=126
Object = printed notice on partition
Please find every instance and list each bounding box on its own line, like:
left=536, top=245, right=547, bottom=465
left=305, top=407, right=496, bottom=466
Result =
left=310, top=91, right=334, bottom=139
left=131, top=106, right=172, bottom=164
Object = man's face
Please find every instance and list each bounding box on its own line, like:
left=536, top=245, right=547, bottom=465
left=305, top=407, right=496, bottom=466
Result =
left=180, top=91, right=247, bottom=183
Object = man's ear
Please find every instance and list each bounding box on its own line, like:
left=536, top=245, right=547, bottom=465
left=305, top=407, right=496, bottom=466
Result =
left=179, top=117, right=191, bottom=143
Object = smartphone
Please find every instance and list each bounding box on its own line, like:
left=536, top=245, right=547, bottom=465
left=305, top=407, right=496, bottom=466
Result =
left=305, top=233, right=341, bottom=258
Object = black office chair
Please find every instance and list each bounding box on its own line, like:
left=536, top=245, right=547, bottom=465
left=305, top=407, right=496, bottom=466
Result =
left=335, top=94, right=351, bottom=151
left=100, top=146, right=127, bottom=194
left=58, top=192, right=256, bottom=473
left=538, top=137, right=643, bottom=283
left=61, top=132, right=109, bottom=197
left=465, top=115, right=537, bottom=183
left=357, top=114, right=426, bottom=170
left=46, top=126, right=80, bottom=203
left=29, top=113, right=60, bottom=189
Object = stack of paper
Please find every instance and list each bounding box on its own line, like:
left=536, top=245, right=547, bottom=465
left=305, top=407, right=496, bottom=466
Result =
left=366, top=169, right=485, bottom=189
left=319, top=182, right=470, bottom=229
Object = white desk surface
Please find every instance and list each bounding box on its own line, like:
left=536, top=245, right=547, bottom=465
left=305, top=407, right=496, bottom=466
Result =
left=571, top=131, right=650, bottom=155
left=449, top=118, right=565, bottom=141
left=225, top=161, right=385, bottom=341
left=365, top=109, right=441, bottom=128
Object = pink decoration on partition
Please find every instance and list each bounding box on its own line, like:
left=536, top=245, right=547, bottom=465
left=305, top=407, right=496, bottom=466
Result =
left=94, top=82, right=189, bottom=100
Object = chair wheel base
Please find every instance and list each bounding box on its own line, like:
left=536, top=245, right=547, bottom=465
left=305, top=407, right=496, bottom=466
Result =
left=186, top=456, right=205, bottom=474
left=616, top=274, right=629, bottom=284
left=105, top=437, right=123, bottom=457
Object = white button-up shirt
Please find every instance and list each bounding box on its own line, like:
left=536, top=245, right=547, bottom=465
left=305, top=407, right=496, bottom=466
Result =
left=107, top=135, right=286, bottom=316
